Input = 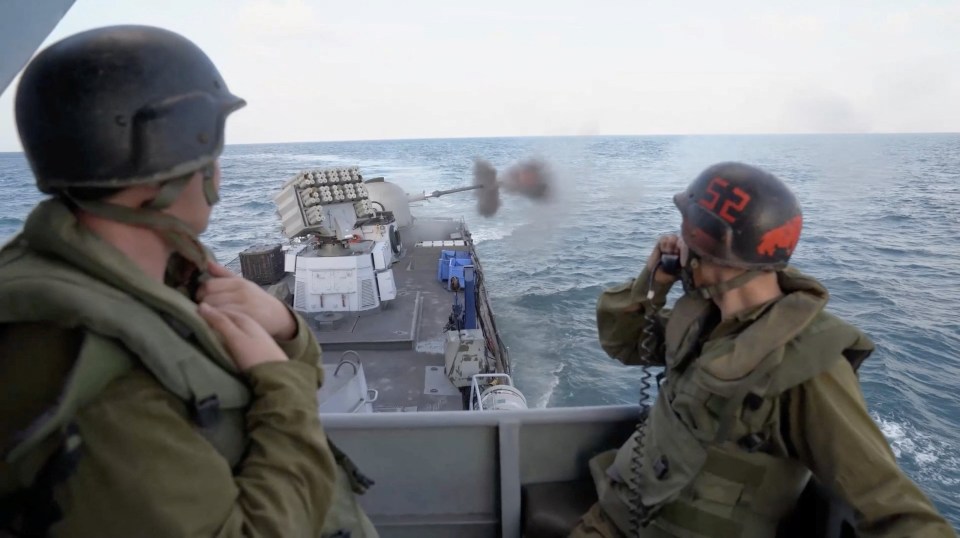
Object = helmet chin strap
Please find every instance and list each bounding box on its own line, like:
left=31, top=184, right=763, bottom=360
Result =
left=682, top=254, right=765, bottom=301
left=144, top=165, right=218, bottom=209
left=66, top=165, right=218, bottom=283
left=200, top=165, right=219, bottom=205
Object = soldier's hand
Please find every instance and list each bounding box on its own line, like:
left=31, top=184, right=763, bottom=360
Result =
left=198, top=303, right=288, bottom=371
left=197, top=261, right=298, bottom=341
left=646, top=234, right=681, bottom=285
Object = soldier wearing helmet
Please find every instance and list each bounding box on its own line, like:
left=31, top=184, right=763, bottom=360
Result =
left=0, top=26, right=375, bottom=537
left=572, top=162, right=954, bottom=537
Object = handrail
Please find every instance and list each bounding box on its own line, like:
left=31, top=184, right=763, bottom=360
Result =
left=322, top=404, right=638, bottom=429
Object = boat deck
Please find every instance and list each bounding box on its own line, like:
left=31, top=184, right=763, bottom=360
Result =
left=230, top=217, right=482, bottom=412
left=308, top=241, right=468, bottom=412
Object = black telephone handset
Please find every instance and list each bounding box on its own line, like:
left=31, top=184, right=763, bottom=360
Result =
left=659, top=254, right=681, bottom=277
left=646, top=253, right=681, bottom=300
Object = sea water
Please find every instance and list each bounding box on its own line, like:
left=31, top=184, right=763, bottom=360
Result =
left=2, top=133, right=958, bottom=525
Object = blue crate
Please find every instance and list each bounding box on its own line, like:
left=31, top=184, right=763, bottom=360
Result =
left=447, top=258, right=474, bottom=290
left=437, top=250, right=472, bottom=281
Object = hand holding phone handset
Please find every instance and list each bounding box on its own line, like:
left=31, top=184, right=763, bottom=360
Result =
left=647, top=254, right=680, bottom=298
left=637, top=236, right=679, bottom=367
left=645, top=233, right=682, bottom=299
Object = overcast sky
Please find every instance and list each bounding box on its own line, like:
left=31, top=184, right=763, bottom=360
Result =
left=1, top=0, right=958, bottom=151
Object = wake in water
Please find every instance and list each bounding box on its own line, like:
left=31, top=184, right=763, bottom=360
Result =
left=4, top=136, right=960, bottom=526
left=534, top=362, right=566, bottom=409
left=874, top=414, right=960, bottom=487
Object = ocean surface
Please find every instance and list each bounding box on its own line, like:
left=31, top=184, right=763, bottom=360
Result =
left=2, top=134, right=959, bottom=527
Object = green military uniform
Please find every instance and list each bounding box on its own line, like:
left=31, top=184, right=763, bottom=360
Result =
left=0, top=199, right=369, bottom=537
left=571, top=266, right=956, bottom=538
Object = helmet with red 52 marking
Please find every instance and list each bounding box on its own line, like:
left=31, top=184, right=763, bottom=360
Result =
left=673, top=162, right=802, bottom=270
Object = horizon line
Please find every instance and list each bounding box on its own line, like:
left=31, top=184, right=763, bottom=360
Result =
left=1, top=130, right=958, bottom=154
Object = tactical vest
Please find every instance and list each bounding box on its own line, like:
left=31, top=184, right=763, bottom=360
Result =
left=0, top=200, right=379, bottom=538
left=0, top=201, right=252, bottom=494
left=594, top=271, right=874, bottom=538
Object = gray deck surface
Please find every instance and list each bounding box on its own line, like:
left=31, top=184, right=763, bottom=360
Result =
left=309, top=244, right=469, bottom=412
left=307, top=220, right=471, bottom=412
left=230, top=218, right=478, bottom=412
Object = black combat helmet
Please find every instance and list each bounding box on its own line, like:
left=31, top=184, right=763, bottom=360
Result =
left=15, top=25, right=246, bottom=193
left=674, top=162, right=802, bottom=270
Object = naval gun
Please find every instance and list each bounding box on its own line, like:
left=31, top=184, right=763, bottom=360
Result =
left=407, top=158, right=553, bottom=217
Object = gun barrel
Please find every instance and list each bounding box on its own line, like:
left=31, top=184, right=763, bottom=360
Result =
left=408, top=184, right=488, bottom=202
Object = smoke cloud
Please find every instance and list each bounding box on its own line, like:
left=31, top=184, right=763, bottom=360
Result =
left=473, top=159, right=500, bottom=217
left=472, top=158, right=554, bottom=217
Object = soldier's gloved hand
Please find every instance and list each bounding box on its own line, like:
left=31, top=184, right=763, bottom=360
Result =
left=198, top=303, right=288, bottom=371
left=197, top=261, right=298, bottom=341
left=646, top=234, right=681, bottom=285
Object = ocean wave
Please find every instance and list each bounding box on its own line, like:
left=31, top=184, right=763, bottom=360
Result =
left=470, top=227, right=514, bottom=244
left=4, top=135, right=959, bottom=526
left=874, top=414, right=960, bottom=487
left=238, top=200, right=274, bottom=211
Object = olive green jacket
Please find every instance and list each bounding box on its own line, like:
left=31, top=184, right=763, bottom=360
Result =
left=0, top=199, right=338, bottom=537
left=593, top=267, right=955, bottom=538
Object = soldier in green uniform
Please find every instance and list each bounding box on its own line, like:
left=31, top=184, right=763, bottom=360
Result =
left=0, top=26, right=375, bottom=537
left=571, top=162, right=956, bottom=537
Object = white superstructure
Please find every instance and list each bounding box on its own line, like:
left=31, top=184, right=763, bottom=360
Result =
left=274, top=167, right=399, bottom=313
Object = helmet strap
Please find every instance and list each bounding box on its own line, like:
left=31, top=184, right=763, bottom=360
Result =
left=144, top=174, right=192, bottom=210
left=201, top=165, right=219, bottom=206
left=681, top=252, right=766, bottom=300
left=67, top=166, right=220, bottom=288
left=680, top=254, right=700, bottom=295
left=70, top=165, right=221, bottom=285
left=66, top=195, right=209, bottom=281
left=691, top=269, right=764, bottom=301
left=143, top=164, right=219, bottom=211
